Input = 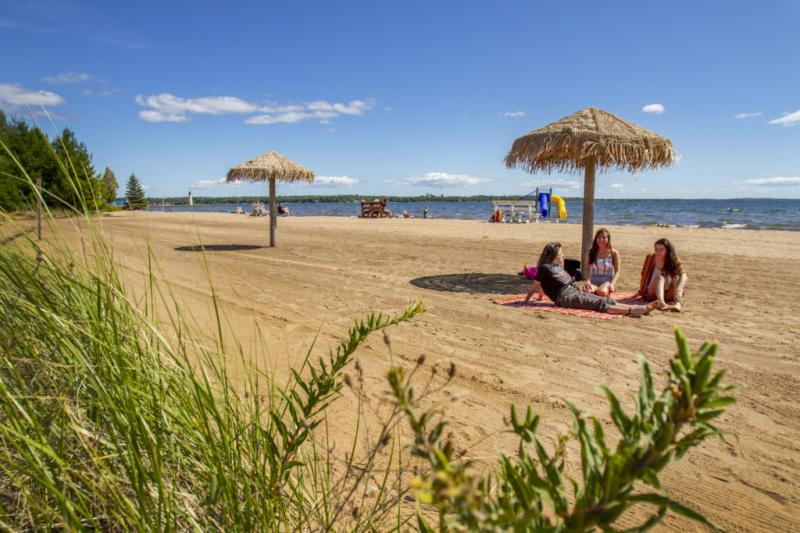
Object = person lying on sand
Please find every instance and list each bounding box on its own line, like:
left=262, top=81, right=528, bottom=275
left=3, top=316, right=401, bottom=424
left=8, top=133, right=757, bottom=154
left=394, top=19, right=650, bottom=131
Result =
left=639, top=238, right=688, bottom=312
left=525, top=242, right=658, bottom=317
left=582, top=228, right=620, bottom=297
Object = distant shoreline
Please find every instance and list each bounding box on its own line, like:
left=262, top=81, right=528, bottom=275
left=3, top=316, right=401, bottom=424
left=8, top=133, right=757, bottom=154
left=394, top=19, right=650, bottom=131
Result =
left=144, top=198, right=800, bottom=232
left=145, top=195, right=796, bottom=206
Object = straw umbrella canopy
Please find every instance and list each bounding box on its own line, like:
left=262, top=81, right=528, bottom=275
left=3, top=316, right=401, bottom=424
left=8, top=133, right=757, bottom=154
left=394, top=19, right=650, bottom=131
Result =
left=505, top=107, right=674, bottom=277
left=227, top=151, right=315, bottom=247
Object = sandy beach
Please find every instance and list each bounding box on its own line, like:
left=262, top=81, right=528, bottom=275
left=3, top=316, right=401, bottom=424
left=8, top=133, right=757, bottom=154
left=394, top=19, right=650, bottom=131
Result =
left=30, top=212, right=800, bottom=531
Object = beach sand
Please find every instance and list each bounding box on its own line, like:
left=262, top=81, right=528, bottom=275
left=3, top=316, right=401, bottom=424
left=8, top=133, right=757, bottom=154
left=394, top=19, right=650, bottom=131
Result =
left=24, top=212, right=800, bottom=531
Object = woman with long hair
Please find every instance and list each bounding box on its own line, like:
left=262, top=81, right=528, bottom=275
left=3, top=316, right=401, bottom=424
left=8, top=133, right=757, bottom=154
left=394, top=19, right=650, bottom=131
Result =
left=639, top=238, right=688, bottom=312
left=582, top=228, right=620, bottom=297
left=525, top=242, right=658, bottom=317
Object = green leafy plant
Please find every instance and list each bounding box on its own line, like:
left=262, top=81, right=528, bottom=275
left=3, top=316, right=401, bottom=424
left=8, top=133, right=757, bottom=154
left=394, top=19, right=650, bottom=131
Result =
left=390, top=332, right=735, bottom=531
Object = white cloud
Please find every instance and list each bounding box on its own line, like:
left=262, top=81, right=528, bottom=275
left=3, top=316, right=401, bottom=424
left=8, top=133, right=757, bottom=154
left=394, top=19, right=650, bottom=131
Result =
left=734, top=112, right=761, bottom=119
left=42, top=72, right=94, bottom=84
left=192, top=177, right=227, bottom=189
left=642, top=103, right=665, bottom=114
left=245, top=111, right=314, bottom=125
left=0, top=83, right=65, bottom=107
left=608, top=182, right=624, bottom=190
left=767, top=110, right=800, bottom=126
left=247, top=99, right=374, bottom=125
left=521, top=178, right=582, bottom=190
left=136, top=93, right=376, bottom=125
left=135, top=94, right=257, bottom=119
left=401, top=172, right=488, bottom=188
left=312, top=175, right=358, bottom=187
left=743, top=177, right=800, bottom=187
left=139, top=110, right=188, bottom=123
left=504, top=111, right=526, bottom=118
left=305, top=99, right=373, bottom=116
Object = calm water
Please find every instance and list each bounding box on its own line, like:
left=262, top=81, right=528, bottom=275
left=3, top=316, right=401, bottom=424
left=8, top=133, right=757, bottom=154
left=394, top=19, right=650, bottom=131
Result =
left=148, top=198, right=800, bottom=231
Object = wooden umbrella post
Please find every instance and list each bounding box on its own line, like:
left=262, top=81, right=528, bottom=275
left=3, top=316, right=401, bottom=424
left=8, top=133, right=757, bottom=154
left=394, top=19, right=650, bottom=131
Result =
left=269, top=177, right=277, bottom=247
left=581, top=159, right=596, bottom=279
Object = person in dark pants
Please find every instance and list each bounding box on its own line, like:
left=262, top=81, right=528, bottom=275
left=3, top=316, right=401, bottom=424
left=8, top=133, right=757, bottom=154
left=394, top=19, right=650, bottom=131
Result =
left=525, top=242, right=658, bottom=317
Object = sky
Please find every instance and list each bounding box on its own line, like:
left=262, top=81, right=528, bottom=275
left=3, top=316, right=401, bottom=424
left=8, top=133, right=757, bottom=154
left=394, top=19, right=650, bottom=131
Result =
left=1, top=0, right=799, bottom=199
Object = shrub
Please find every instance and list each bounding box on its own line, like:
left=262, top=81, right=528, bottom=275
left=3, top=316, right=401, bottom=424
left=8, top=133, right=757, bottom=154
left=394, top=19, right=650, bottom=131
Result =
left=390, top=332, right=734, bottom=531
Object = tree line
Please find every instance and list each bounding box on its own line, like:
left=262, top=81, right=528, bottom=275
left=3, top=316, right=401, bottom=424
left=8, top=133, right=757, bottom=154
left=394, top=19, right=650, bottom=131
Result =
left=0, top=111, right=148, bottom=212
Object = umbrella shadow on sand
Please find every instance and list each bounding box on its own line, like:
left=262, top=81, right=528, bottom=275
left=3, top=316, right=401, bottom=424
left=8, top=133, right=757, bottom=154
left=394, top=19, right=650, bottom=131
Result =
left=409, top=273, right=532, bottom=295
left=175, top=244, right=265, bottom=252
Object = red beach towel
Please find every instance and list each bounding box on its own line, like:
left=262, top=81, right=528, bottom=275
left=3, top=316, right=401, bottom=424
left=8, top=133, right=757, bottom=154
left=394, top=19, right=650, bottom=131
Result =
left=493, top=291, right=643, bottom=320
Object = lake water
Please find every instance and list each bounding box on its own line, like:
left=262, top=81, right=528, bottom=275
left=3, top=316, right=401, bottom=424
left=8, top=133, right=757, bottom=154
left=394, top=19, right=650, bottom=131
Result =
left=148, top=198, right=800, bottom=231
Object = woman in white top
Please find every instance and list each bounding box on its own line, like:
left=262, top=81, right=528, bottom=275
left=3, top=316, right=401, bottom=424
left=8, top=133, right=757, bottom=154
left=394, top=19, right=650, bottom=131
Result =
left=582, top=228, right=620, bottom=297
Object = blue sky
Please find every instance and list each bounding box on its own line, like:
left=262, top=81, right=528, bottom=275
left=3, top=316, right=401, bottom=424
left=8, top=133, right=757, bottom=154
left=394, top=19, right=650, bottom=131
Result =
left=1, top=0, right=798, bottom=198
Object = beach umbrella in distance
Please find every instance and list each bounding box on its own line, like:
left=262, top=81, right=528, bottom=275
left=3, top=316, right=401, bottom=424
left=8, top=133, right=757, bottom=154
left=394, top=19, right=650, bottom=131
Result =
left=505, top=107, right=674, bottom=277
left=226, top=151, right=315, bottom=247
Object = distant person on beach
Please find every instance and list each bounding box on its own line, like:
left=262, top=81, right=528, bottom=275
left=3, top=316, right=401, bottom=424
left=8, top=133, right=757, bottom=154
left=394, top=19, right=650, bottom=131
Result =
left=582, top=228, right=620, bottom=297
left=639, top=238, right=688, bottom=312
left=423, top=206, right=429, bottom=219
left=382, top=197, right=393, bottom=218
left=277, top=203, right=289, bottom=216
left=525, top=242, right=658, bottom=317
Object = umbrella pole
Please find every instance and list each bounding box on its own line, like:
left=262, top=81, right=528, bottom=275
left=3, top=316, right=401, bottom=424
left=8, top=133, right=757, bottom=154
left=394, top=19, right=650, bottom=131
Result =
left=581, top=159, right=595, bottom=279
left=269, top=178, right=277, bottom=247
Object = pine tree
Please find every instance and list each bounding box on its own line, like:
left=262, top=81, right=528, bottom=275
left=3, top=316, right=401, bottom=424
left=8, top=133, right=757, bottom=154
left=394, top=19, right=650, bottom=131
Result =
left=52, top=128, right=102, bottom=210
left=101, top=167, right=119, bottom=205
left=125, top=174, right=147, bottom=210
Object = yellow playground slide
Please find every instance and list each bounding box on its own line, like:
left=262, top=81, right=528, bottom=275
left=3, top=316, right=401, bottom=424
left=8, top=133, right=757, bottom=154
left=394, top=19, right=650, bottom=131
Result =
left=551, top=194, right=568, bottom=219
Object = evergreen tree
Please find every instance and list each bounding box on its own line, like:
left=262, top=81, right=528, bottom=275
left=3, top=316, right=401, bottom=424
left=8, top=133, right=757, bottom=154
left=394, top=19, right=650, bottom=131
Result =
left=52, top=128, right=102, bottom=210
left=101, top=167, right=119, bottom=205
left=0, top=113, right=55, bottom=211
left=125, top=174, right=147, bottom=210
left=0, top=117, right=108, bottom=212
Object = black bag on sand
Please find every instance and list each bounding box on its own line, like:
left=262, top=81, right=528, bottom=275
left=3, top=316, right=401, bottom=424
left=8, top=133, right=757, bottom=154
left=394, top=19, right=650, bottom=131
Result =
left=564, top=258, right=583, bottom=281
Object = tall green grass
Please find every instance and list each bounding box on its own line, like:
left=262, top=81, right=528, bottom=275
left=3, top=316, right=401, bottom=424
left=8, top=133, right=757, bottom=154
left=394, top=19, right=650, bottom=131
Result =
left=0, top=229, right=424, bottom=529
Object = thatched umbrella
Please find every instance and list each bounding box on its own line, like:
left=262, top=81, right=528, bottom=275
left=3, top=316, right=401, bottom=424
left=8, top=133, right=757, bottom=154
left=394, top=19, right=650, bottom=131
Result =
left=227, top=151, right=315, bottom=247
left=505, top=107, right=674, bottom=277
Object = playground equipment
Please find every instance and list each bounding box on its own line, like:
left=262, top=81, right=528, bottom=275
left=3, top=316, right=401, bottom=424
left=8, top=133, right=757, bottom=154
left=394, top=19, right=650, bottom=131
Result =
left=490, top=187, right=568, bottom=223
left=551, top=194, right=568, bottom=219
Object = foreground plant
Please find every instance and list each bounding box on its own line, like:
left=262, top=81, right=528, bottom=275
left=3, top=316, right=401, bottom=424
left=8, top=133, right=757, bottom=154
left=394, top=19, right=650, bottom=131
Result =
left=391, top=331, right=735, bottom=531
left=0, top=231, right=425, bottom=529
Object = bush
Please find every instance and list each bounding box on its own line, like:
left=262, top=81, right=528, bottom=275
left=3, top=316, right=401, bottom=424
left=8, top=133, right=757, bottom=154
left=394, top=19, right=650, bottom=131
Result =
left=390, top=332, right=735, bottom=531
